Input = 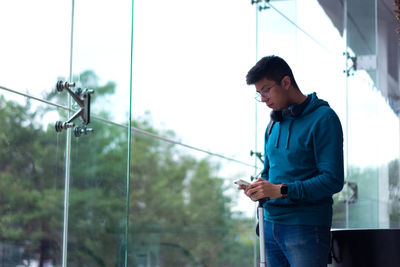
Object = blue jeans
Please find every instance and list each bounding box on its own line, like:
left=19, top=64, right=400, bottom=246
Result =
left=264, top=220, right=331, bottom=267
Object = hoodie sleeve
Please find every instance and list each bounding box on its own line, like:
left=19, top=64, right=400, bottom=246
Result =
left=287, top=109, right=344, bottom=201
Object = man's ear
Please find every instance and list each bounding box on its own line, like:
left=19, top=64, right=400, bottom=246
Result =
left=281, top=75, right=291, bottom=90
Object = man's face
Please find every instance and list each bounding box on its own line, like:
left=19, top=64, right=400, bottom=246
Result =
left=254, top=77, right=289, bottom=111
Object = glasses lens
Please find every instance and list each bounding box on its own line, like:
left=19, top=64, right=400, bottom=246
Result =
left=255, top=93, right=262, bottom=102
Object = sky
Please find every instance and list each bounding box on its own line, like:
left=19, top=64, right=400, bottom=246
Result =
left=0, top=0, right=399, bottom=216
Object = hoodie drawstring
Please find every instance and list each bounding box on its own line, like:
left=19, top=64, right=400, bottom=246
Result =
left=275, top=122, right=281, bottom=148
left=274, top=120, right=294, bottom=149
left=286, top=120, right=294, bottom=149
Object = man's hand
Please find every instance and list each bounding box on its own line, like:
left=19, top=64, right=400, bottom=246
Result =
left=237, top=184, right=248, bottom=191
left=244, top=178, right=281, bottom=201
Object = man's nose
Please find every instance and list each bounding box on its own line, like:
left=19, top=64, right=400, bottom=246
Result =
left=261, top=95, right=269, bottom=102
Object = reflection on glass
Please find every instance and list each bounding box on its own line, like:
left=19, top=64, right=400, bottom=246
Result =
left=345, top=0, right=381, bottom=229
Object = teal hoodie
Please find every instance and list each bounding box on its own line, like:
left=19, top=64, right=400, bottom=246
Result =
left=262, top=92, right=344, bottom=227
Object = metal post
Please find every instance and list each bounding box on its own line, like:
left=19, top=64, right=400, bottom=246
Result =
left=258, top=204, right=266, bottom=267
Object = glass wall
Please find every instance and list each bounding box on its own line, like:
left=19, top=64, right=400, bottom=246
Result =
left=0, top=1, right=71, bottom=265
left=0, top=0, right=399, bottom=266
left=0, top=0, right=133, bottom=265
left=0, top=0, right=261, bottom=266
left=129, top=0, right=260, bottom=265
left=345, top=0, right=378, bottom=229
left=344, top=0, right=400, bottom=229
left=67, top=1, right=132, bottom=266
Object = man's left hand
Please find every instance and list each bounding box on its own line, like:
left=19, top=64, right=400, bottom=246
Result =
left=244, top=178, right=281, bottom=201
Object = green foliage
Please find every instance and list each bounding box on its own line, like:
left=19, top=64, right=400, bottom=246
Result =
left=0, top=95, right=65, bottom=266
left=129, top=119, right=255, bottom=266
left=0, top=71, right=255, bottom=266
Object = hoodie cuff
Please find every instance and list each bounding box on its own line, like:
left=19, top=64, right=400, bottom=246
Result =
left=286, top=181, right=305, bottom=200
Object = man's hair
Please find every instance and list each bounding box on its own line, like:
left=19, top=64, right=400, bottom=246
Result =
left=246, top=55, right=299, bottom=89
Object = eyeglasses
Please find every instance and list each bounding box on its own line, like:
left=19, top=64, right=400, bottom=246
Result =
left=255, top=84, right=276, bottom=102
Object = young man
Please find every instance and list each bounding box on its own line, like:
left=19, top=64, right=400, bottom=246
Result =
left=241, top=55, right=344, bottom=267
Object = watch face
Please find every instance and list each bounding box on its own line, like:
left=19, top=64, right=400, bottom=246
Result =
left=281, top=185, right=288, bottom=195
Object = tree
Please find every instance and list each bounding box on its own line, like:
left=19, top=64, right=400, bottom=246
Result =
left=0, top=96, right=65, bottom=266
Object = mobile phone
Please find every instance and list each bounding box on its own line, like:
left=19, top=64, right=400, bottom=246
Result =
left=233, top=179, right=250, bottom=186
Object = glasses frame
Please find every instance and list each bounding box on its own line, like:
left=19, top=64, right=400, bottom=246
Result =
left=254, top=75, right=288, bottom=102
left=255, top=84, right=276, bottom=102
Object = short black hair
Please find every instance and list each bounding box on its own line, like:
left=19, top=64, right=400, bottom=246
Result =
left=246, top=55, right=299, bottom=89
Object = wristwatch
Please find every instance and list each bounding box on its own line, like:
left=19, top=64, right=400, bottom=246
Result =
left=280, top=184, right=288, bottom=199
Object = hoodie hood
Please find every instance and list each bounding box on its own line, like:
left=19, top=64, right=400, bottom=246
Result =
left=299, top=92, right=329, bottom=118
left=275, top=92, right=329, bottom=149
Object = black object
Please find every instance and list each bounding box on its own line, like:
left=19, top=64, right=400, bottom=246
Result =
left=331, top=229, right=400, bottom=267
left=250, top=150, right=264, bottom=164
left=54, top=80, right=94, bottom=137
left=270, top=94, right=312, bottom=122
left=280, top=184, right=288, bottom=198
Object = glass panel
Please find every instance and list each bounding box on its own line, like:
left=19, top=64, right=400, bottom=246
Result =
left=345, top=74, right=399, bottom=229
left=66, top=1, right=133, bottom=265
left=345, top=0, right=380, bottom=229
left=130, top=0, right=257, bottom=264
left=61, top=76, right=130, bottom=265
left=129, top=132, right=256, bottom=266
left=131, top=0, right=255, bottom=165
left=0, top=90, right=66, bottom=266
left=71, top=0, right=132, bottom=124
left=346, top=73, right=379, bottom=228
left=377, top=0, right=400, bottom=229
left=347, top=0, right=377, bottom=83
left=0, top=1, right=72, bottom=265
left=67, top=119, right=128, bottom=266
